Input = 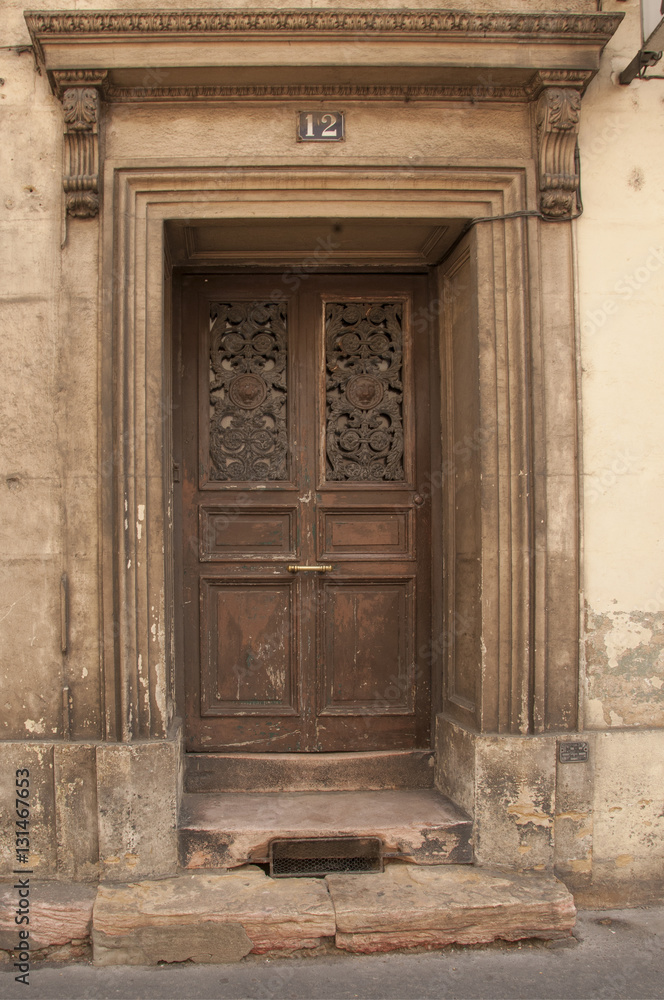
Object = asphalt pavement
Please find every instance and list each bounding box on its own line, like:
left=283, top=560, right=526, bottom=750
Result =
left=0, top=906, right=662, bottom=1000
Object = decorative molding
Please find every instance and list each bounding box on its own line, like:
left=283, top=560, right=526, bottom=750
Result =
left=26, top=9, right=623, bottom=40
left=536, top=86, right=582, bottom=219
left=525, top=69, right=593, bottom=99
left=52, top=68, right=108, bottom=98
left=27, top=9, right=622, bottom=106
left=60, top=75, right=106, bottom=218
left=104, top=82, right=529, bottom=103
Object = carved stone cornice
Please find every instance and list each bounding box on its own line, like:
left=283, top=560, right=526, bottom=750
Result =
left=536, top=87, right=582, bottom=220
left=26, top=8, right=623, bottom=103
left=25, top=9, right=623, bottom=40
left=60, top=74, right=107, bottom=218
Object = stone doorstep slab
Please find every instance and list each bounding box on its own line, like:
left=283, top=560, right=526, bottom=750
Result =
left=179, top=789, right=472, bottom=868
left=0, top=882, right=96, bottom=952
left=184, top=750, right=435, bottom=793
left=0, top=866, right=576, bottom=966
left=92, top=868, right=336, bottom=965
left=326, top=865, right=577, bottom=954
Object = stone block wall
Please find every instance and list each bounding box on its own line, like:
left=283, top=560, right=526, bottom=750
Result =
left=437, top=718, right=664, bottom=906
left=0, top=740, right=179, bottom=882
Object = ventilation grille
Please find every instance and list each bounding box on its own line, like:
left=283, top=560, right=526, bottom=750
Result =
left=269, top=836, right=383, bottom=878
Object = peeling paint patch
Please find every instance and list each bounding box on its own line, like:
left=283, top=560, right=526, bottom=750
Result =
left=24, top=718, right=45, bottom=734
left=603, top=613, right=652, bottom=669
left=506, top=799, right=553, bottom=828
left=584, top=604, right=664, bottom=727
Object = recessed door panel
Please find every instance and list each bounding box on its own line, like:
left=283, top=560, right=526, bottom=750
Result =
left=200, top=507, right=296, bottom=560
left=200, top=578, right=297, bottom=715
left=320, top=580, right=414, bottom=713
left=320, top=509, right=412, bottom=558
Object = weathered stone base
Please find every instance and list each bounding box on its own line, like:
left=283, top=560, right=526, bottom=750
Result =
left=328, top=865, right=576, bottom=953
left=0, top=882, right=96, bottom=954
left=435, top=718, right=664, bottom=908
left=1, top=864, right=576, bottom=966
left=92, top=868, right=336, bottom=964
left=179, top=789, right=472, bottom=869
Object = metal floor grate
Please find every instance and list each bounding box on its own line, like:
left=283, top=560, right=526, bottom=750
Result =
left=269, top=836, right=383, bottom=878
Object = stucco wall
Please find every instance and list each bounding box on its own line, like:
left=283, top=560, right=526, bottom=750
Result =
left=577, top=0, right=664, bottom=730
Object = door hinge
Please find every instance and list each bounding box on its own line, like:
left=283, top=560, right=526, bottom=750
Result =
left=173, top=463, right=181, bottom=483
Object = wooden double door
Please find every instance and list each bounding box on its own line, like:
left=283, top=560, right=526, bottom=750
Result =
left=179, top=273, right=433, bottom=752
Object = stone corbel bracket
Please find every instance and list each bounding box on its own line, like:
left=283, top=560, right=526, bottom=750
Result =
left=536, top=85, right=583, bottom=220
left=54, top=70, right=108, bottom=218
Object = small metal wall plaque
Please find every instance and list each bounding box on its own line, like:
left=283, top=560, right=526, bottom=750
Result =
left=298, top=111, right=344, bottom=142
left=559, top=740, right=590, bottom=763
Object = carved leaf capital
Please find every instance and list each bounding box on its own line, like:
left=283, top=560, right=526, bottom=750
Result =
left=62, top=86, right=99, bottom=131
left=536, top=87, right=581, bottom=134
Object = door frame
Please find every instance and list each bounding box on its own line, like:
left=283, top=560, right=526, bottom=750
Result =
left=99, top=162, right=579, bottom=744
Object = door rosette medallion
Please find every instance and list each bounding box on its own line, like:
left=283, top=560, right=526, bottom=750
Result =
left=209, top=302, right=288, bottom=481
left=228, top=373, right=268, bottom=410
left=325, top=302, right=405, bottom=481
left=345, top=374, right=384, bottom=411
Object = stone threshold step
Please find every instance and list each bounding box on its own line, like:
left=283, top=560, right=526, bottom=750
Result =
left=178, top=788, right=472, bottom=869
left=89, top=864, right=576, bottom=964
left=184, top=750, right=435, bottom=793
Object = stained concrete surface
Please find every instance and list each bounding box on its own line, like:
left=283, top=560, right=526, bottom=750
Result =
left=1, top=907, right=662, bottom=1000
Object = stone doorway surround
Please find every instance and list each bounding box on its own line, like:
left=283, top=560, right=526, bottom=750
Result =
left=14, top=8, right=624, bottom=889
left=92, top=161, right=582, bottom=741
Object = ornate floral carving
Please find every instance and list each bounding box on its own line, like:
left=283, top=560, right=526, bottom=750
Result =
left=536, top=87, right=582, bottom=219
left=26, top=10, right=623, bottom=39
left=209, top=302, right=288, bottom=482
left=61, top=85, right=101, bottom=218
left=325, top=302, right=405, bottom=482
left=62, top=86, right=99, bottom=129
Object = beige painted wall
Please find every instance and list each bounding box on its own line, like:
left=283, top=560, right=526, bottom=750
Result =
left=577, top=0, right=664, bottom=730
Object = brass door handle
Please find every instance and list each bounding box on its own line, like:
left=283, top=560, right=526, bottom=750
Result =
left=287, top=564, right=333, bottom=573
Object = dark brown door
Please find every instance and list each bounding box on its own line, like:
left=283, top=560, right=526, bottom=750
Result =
left=179, top=273, right=432, bottom=752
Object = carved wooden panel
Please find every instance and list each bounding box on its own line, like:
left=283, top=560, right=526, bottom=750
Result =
left=320, top=580, right=414, bottom=714
left=200, top=507, right=296, bottom=560
left=320, top=509, right=412, bottom=559
left=209, top=301, right=288, bottom=481
left=200, top=579, right=298, bottom=715
left=325, top=302, right=405, bottom=482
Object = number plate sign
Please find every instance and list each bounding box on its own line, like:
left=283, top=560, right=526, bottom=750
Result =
left=559, top=740, right=590, bottom=763
left=298, top=111, right=344, bottom=142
